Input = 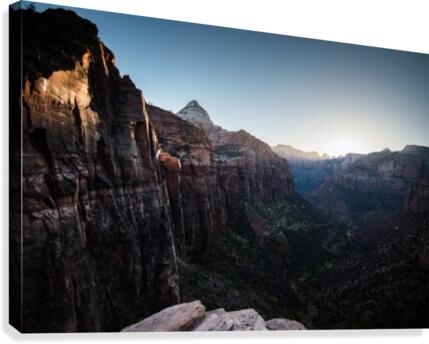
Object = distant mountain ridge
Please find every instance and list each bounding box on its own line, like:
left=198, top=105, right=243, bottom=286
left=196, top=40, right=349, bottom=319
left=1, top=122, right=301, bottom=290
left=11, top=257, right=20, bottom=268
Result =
left=272, top=144, right=330, bottom=161
left=287, top=145, right=429, bottom=226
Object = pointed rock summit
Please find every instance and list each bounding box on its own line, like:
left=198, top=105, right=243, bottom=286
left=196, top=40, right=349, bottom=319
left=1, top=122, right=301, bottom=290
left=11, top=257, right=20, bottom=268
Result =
left=177, top=100, right=214, bottom=131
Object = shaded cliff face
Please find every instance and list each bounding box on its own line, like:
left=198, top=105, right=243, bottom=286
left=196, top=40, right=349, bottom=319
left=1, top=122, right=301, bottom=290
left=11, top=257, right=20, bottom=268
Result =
left=404, top=170, right=429, bottom=269
left=177, top=101, right=294, bottom=222
left=287, top=159, right=343, bottom=194
left=212, top=129, right=294, bottom=221
left=295, top=148, right=429, bottom=227
left=10, top=9, right=296, bottom=333
left=11, top=8, right=179, bottom=332
left=147, top=105, right=227, bottom=255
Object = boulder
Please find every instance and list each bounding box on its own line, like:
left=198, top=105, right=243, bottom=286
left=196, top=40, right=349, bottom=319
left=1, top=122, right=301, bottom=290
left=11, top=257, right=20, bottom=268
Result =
left=192, top=308, right=234, bottom=331
left=121, top=301, right=308, bottom=332
left=122, top=301, right=206, bottom=332
left=266, top=318, right=306, bottom=330
left=228, top=309, right=267, bottom=331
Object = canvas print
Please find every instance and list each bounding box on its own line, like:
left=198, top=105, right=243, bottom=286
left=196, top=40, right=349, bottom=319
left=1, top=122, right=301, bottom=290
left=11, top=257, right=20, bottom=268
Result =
left=9, top=1, right=429, bottom=333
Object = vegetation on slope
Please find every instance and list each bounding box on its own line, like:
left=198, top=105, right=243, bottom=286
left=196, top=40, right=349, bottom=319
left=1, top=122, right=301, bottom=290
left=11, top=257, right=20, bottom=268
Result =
left=180, top=194, right=352, bottom=327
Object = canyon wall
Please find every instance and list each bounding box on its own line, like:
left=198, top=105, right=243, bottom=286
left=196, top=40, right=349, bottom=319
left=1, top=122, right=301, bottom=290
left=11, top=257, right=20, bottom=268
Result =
left=404, top=170, right=429, bottom=269
left=10, top=9, right=295, bottom=332
left=285, top=148, right=429, bottom=227
left=147, top=105, right=227, bottom=255
left=177, top=101, right=294, bottom=223
left=11, top=8, right=180, bottom=332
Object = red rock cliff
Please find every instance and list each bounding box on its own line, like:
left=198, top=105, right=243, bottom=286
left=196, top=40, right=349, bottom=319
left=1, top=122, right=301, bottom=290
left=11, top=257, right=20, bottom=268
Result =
left=177, top=101, right=294, bottom=223
left=10, top=8, right=295, bottom=333
left=147, top=105, right=227, bottom=255
left=10, top=8, right=179, bottom=332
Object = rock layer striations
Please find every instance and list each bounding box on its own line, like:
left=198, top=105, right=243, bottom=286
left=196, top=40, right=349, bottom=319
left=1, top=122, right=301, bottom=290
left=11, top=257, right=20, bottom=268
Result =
left=11, top=8, right=180, bottom=332
left=177, top=101, right=294, bottom=223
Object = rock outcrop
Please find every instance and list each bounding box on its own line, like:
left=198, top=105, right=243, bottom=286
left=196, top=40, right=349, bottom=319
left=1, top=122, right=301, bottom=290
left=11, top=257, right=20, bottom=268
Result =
left=122, top=301, right=206, bottom=332
left=177, top=100, right=214, bottom=131
left=10, top=8, right=296, bottom=333
left=147, top=105, right=227, bottom=255
left=10, top=8, right=179, bottom=332
left=122, top=301, right=306, bottom=331
left=265, top=318, right=307, bottom=330
left=177, top=101, right=294, bottom=222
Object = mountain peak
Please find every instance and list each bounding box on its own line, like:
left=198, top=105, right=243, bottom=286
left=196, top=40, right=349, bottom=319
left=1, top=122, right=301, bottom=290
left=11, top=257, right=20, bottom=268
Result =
left=176, top=100, right=214, bottom=131
left=186, top=100, right=200, bottom=107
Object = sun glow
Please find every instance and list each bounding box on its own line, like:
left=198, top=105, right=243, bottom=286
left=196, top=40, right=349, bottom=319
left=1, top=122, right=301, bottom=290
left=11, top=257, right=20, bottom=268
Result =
left=322, top=137, right=366, bottom=157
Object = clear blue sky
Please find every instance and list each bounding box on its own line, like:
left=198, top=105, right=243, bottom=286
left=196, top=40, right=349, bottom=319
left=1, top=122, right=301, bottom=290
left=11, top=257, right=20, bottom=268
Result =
left=32, top=1, right=429, bottom=156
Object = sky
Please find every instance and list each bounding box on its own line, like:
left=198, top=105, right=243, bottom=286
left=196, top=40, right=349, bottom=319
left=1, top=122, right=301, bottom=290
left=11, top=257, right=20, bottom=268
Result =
left=31, top=1, right=429, bottom=157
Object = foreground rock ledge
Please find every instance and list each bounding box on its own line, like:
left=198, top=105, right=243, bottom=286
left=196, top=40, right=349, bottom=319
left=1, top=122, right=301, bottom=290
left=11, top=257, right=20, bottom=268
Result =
left=121, top=301, right=306, bottom=332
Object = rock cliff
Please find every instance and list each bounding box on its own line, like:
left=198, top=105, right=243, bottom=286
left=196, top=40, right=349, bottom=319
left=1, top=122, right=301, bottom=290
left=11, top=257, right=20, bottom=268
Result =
left=10, top=8, right=179, bottom=332
left=10, top=8, right=296, bottom=332
left=404, top=170, right=429, bottom=269
left=147, top=104, right=227, bottom=255
left=177, top=101, right=294, bottom=222
left=291, top=148, right=429, bottom=227
left=12, top=5, right=426, bottom=333
left=177, top=100, right=214, bottom=131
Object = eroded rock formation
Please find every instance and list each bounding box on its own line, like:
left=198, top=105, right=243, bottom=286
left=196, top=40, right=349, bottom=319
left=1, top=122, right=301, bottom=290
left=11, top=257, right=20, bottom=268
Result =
left=11, top=8, right=180, bottom=332
left=10, top=8, right=296, bottom=333
left=177, top=101, right=294, bottom=223
left=147, top=105, right=227, bottom=255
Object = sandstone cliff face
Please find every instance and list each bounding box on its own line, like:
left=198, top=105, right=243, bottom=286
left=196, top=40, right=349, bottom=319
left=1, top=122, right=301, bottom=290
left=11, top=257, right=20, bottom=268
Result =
left=212, top=129, right=294, bottom=222
left=10, top=9, right=297, bottom=333
left=11, top=9, right=179, bottom=332
left=177, top=101, right=294, bottom=223
left=147, top=105, right=227, bottom=255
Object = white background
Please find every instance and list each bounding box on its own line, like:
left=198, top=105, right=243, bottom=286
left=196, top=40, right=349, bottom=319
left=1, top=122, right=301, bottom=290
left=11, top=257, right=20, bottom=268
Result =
left=0, top=0, right=428, bottom=343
